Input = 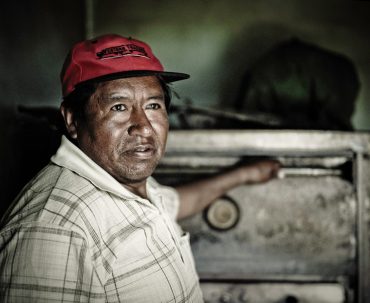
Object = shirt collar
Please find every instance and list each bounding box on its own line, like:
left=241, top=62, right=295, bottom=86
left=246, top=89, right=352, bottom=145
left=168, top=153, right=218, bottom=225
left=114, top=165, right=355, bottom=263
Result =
left=51, top=136, right=159, bottom=201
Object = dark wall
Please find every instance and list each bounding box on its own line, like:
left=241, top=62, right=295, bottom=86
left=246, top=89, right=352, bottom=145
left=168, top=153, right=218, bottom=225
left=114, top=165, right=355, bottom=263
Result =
left=0, top=1, right=85, bottom=213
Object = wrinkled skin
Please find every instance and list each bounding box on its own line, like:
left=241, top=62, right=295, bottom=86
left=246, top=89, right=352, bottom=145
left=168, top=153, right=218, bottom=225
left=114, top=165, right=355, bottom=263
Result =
left=61, top=76, right=169, bottom=197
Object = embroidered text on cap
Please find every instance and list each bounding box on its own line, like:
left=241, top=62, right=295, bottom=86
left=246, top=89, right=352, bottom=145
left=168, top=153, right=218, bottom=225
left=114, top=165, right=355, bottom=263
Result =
left=96, top=44, right=149, bottom=60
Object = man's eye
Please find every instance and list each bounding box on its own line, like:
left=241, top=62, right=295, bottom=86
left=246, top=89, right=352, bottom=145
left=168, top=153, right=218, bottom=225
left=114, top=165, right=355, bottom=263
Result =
left=146, top=103, right=161, bottom=110
left=111, top=104, right=126, bottom=111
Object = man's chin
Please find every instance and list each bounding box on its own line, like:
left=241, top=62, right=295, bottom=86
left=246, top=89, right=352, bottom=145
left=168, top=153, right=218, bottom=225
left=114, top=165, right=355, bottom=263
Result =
left=117, top=168, right=157, bottom=185
left=120, top=175, right=150, bottom=185
left=111, top=159, right=160, bottom=184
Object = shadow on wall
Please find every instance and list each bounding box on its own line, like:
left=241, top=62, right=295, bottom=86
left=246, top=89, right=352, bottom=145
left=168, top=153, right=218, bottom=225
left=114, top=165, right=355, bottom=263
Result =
left=218, top=22, right=296, bottom=115
left=219, top=25, right=360, bottom=130
left=0, top=106, right=17, bottom=213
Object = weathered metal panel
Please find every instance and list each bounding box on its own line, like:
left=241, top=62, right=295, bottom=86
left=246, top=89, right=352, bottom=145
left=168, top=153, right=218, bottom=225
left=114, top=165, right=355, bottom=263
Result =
left=180, top=176, right=356, bottom=279
left=155, top=130, right=370, bottom=302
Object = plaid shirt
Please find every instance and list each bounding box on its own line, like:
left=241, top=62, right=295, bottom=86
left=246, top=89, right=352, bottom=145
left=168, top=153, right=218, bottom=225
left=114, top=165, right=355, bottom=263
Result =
left=0, top=136, right=203, bottom=302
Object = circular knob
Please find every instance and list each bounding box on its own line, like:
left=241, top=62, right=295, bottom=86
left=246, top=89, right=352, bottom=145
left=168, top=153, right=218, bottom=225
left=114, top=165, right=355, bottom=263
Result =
left=205, top=196, right=240, bottom=231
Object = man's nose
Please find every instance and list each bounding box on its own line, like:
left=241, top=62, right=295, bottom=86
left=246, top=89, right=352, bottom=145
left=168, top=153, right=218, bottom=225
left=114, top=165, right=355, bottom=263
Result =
left=127, top=108, right=153, bottom=137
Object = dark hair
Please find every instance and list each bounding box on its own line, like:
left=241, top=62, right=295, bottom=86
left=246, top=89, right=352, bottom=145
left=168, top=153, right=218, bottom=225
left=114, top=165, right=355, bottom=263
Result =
left=62, top=82, right=98, bottom=122
left=158, top=76, right=173, bottom=110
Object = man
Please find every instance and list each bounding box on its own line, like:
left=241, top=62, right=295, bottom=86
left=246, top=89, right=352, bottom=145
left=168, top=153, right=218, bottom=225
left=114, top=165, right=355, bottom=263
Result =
left=0, top=34, right=279, bottom=302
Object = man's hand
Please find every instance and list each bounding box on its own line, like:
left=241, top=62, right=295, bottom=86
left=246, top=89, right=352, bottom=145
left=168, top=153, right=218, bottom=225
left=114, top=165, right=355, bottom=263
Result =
left=237, top=160, right=281, bottom=184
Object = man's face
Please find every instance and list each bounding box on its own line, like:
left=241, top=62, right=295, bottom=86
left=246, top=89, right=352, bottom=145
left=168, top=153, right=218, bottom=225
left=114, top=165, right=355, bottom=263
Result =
left=75, top=76, right=169, bottom=185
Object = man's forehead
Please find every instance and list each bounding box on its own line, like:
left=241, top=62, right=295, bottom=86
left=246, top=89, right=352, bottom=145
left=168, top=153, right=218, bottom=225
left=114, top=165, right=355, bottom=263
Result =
left=92, top=76, right=165, bottom=101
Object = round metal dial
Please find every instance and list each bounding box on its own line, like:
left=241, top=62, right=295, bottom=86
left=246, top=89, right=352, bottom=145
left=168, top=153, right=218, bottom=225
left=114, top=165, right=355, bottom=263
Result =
left=205, top=196, right=240, bottom=231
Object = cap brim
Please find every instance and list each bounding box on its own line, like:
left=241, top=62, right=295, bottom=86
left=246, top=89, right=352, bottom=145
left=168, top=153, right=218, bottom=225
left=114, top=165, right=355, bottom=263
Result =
left=158, top=71, right=190, bottom=82
left=76, top=70, right=190, bottom=89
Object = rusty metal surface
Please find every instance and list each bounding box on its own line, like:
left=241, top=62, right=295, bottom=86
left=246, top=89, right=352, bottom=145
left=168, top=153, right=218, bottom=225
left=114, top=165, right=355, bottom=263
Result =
left=355, top=153, right=370, bottom=303
left=364, top=157, right=370, bottom=302
left=180, top=176, right=356, bottom=280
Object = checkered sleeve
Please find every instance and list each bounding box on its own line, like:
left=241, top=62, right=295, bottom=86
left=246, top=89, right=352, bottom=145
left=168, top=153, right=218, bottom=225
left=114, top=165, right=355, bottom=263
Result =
left=148, top=178, right=180, bottom=221
left=0, top=223, right=105, bottom=302
left=160, top=186, right=180, bottom=221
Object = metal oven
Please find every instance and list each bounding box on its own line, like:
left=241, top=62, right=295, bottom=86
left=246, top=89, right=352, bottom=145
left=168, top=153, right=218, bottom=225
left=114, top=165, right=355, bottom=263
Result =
left=154, top=130, right=370, bottom=303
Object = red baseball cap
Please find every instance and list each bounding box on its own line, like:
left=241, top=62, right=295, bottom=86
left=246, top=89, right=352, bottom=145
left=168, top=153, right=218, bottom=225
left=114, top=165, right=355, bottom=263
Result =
left=61, top=34, right=190, bottom=98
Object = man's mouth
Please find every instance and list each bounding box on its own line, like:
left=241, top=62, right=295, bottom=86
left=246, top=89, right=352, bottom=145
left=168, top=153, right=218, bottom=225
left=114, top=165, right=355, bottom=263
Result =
left=125, top=144, right=156, bottom=159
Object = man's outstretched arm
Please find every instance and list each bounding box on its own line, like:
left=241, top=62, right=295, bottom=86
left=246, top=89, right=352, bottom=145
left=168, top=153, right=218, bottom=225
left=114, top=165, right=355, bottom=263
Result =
left=175, top=160, right=280, bottom=220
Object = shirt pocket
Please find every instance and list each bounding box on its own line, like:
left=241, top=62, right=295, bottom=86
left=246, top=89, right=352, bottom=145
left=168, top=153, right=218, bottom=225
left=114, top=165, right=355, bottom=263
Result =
left=179, top=231, right=199, bottom=278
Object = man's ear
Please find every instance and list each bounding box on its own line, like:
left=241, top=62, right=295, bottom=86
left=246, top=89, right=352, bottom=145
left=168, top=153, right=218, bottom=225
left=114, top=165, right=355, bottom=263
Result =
left=60, top=103, right=78, bottom=139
